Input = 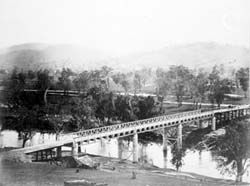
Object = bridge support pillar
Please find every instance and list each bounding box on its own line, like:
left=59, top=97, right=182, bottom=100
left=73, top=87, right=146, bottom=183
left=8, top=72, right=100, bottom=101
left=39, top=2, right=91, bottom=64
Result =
left=229, top=111, right=232, bottom=120
left=247, top=109, right=250, bottom=115
left=243, top=109, right=247, bottom=116
left=35, top=152, right=39, bottom=161
left=240, top=110, right=244, bottom=117
left=133, top=132, right=138, bottom=163
left=72, top=141, right=79, bottom=157
left=118, top=138, right=123, bottom=159
left=162, top=128, right=168, bottom=169
left=227, top=112, right=230, bottom=120
left=177, top=124, right=182, bottom=149
left=235, top=110, right=239, bottom=118
left=56, top=146, right=62, bottom=158
left=211, top=116, right=216, bottom=131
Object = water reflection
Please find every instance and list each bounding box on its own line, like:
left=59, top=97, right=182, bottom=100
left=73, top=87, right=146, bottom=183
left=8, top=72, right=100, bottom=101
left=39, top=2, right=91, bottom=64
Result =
left=1, top=129, right=250, bottom=182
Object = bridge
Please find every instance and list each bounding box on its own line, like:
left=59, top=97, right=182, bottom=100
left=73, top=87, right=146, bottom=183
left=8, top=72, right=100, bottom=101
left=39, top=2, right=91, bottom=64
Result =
left=13, top=104, right=250, bottom=163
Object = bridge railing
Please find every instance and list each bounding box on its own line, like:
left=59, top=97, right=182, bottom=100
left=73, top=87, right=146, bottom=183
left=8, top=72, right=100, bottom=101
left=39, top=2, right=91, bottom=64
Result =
left=60, top=109, right=202, bottom=139
left=213, top=105, right=250, bottom=114
left=57, top=105, right=250, bottom=142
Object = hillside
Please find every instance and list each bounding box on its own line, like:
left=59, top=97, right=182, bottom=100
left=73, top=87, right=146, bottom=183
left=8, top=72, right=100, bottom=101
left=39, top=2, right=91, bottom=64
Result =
left=0, top=43, right=108, bottom=71
left=0, top=42, right=249, bottom=71
left=117, top=42, right=250, bottom=71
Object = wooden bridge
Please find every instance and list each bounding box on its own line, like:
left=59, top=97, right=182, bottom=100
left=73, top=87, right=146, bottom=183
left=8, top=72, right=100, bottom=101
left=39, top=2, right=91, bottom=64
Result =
left=14, top=104, right=250, bottom=162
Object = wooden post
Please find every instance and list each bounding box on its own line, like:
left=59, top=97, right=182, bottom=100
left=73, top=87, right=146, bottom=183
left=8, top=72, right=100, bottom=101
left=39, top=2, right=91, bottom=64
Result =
left=133, top=132, right=138, bottom=163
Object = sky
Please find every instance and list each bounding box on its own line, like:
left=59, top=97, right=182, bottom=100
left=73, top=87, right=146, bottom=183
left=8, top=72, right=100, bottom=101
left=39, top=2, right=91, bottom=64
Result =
left=0, top=0, right=250, bottom=55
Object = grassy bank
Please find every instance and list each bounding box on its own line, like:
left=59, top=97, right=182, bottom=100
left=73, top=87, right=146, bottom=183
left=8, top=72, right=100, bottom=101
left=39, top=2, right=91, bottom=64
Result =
left=0, top=151, right=249, bottom=186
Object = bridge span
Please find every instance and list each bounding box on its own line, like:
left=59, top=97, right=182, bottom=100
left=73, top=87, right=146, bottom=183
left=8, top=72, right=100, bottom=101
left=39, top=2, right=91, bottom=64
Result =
left=14, top=105, right=250, bottom=162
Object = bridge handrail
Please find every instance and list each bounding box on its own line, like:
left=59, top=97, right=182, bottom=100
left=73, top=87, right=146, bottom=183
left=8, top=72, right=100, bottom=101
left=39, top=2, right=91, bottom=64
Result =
left=58, top=105, right=250, bottom=141
left=61, top=109, right=202, bottom=139
left=213, top=105, right=250, bottom=114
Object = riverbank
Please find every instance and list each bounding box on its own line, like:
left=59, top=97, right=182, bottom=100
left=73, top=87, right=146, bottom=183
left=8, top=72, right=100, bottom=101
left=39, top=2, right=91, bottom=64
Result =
left=0, top=149, right=249, bottom=186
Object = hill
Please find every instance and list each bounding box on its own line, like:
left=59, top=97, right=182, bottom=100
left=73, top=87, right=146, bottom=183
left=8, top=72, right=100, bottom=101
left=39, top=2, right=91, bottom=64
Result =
left=116, top=42, right=250, bottom=71
left=0, top=42, right=249, bottom=72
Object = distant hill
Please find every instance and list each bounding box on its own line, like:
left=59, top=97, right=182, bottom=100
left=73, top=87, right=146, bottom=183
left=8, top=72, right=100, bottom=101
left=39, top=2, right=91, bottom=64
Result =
left=0, top=42, right=249, bottom=72
left=0, top=43, right=109, bottom=71
left=116, top=42, right=250, bottom=71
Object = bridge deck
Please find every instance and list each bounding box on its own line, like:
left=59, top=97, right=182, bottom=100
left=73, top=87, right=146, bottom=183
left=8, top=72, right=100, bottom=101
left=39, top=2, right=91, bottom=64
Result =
left=13, top=105, right=250, bottom=155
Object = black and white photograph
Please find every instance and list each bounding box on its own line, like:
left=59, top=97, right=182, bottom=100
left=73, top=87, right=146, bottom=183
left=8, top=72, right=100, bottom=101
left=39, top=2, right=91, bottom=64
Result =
left=0, top=0, right=250, bottom=185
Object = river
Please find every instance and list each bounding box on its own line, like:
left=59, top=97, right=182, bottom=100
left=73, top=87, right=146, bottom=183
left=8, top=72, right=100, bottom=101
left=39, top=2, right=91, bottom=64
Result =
left=1, top=129, right=250, bottom=183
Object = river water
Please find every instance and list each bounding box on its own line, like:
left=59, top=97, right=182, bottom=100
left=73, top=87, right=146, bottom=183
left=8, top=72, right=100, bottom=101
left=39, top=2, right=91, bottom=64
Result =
left=1, top=129, right=250, bottom=183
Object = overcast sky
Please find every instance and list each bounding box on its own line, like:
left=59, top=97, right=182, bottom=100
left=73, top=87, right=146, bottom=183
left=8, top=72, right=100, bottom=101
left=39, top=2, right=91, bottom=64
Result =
left=0, top=0, right=250, bottom=55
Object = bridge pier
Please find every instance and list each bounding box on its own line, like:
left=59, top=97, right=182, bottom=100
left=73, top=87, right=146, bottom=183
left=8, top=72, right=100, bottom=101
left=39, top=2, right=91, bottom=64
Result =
left=240, top=109, right=244, bottom=117
left=226, top=112, right=230, bottom=120
left=56, top=146, right=62, bottom=158
left=235, top=110, right=239, bottom=118
left=211, top=116, right=216, bottom=131
left=72, top=142, right=79, bottom=157
left=133, top=132, right=138, bottom=163
left=162, top=128, right=168, bottom=168
left=243, top=109, right=247, bottom=116
left=118, top=138, right=123, bottom=159
left=35, top=151, right=39, bottom=161
left=177, top=124, right=182, bottom=149
left=247, top=109, right=250, bottom=115
left=229, top=111, right=232, bottom=120
left=221, top=113, right=225, bottom=121
left=232, top=111, right=235, bottom=119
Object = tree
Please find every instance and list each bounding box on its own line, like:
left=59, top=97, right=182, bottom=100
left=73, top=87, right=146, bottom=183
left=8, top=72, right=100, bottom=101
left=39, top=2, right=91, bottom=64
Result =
left=56, top=68, right=75, bottom=92
left=115, top=96, right=134, bottom=122
left=35, top=69, right=53, bottom=90
left=136, top=96, right=156, bottom=119
left=191, top=69, right=208, bottom=108
left=112, top=73, right=130, bottom=93
left=171, top=143, right=185, bottom=171
left=133, top=72, right=142, bottom=94
left=4, top=68, right=27, bottom=109
left=208, top=66, right=234, bottom=107
left=71, top=95, right=98, bottom=129
left=155, top=68, right=171, bottom=113
left=207, top=120, right=250, bottom=182
left=167, top=66, right=194, bottom=107
left=95, top=92, right=116, bottom=124
left=236, top=68, right=249, bottom=98
left=73, top=70, right=90, bottom=91
left=2, top=105, right=45, bottom=147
